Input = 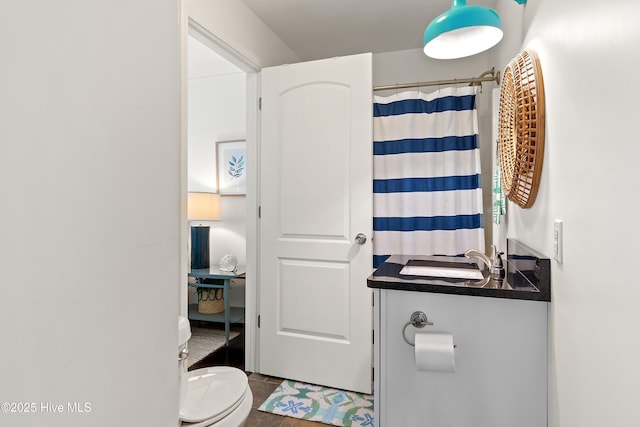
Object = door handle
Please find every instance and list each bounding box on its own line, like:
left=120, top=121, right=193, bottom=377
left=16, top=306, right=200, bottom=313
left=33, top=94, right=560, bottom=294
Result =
left=354, top=233, right=367, bottom=245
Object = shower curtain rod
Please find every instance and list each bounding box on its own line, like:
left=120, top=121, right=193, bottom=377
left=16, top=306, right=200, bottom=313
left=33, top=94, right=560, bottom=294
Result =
left=372, top=67, right=500, bottom=92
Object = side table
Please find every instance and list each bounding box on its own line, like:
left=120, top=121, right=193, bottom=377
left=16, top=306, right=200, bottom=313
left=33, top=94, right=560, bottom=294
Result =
left=188, top=266, right=245, bottom=346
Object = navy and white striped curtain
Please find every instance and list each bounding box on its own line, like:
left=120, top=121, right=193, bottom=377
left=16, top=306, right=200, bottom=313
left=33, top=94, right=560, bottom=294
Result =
left=373, top=86, right=484, bottom=268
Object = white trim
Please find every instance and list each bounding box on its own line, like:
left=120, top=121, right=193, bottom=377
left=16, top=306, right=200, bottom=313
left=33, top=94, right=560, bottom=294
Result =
left=180, top=2, right=260, bottom=372
left=188, top=19, right=260, bottom=73
left=180, top=2, right=190, bottom=318
left=244, top=72, right=260, bottom=373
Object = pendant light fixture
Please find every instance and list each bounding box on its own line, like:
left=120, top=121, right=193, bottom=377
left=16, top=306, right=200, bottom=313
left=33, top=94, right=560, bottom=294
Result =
left=423, top=0, right=503, bottom=59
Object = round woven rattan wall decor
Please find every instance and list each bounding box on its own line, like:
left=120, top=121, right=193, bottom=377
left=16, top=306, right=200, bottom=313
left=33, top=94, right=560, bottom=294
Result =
left=498, top=48, right=546, bottom=208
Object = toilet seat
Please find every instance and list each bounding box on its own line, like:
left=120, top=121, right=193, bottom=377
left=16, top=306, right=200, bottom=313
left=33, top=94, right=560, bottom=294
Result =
left=180, top=387, right=252, bottom=427
left=180, top=366, right=249, bottom=424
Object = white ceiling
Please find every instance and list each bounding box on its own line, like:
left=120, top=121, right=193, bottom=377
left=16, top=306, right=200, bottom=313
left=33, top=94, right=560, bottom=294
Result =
left=241, top=0, right=498, bottom=60
left=189, top=1, right=500, bottom=77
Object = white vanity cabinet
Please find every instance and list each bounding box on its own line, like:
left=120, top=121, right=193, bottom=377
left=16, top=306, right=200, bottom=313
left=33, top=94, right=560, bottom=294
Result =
left=369, top=241, right=551, bottom=427
left=373, top=288, right=547, bottom=427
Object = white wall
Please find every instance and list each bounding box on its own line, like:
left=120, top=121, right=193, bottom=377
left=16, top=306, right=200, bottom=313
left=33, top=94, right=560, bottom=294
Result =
left=188, top=72, right=247, bottom=267
left=492, top=0, right=640, bottom=425
left=0, top=1, right=180, bottom=426
left=188, top=74, right=246, bottom=192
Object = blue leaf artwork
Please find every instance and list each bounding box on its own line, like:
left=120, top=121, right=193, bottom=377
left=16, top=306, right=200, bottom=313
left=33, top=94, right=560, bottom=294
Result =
left=217, top=141, right=247, bottom=195
left=227, top=154, right=245, bottom=180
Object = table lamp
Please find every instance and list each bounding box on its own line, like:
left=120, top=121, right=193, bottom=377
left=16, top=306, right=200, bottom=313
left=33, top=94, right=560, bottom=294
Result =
left=188, top=192, right=222, bottom=269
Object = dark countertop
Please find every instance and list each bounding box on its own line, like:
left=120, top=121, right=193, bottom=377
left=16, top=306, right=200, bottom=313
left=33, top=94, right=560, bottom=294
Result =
left=367, top=239, right=551, bottom=302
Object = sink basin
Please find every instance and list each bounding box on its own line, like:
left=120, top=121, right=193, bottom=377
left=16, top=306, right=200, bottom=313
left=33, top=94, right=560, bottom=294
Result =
left=399, top=259, right=483, bottom=280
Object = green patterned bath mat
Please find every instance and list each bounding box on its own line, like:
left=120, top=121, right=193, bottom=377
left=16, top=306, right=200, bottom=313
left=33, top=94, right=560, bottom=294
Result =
left=258, top=379, right=375, bottom=426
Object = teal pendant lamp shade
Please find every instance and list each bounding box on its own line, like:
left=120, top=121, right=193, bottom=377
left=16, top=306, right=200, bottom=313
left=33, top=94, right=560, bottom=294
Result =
left=424, top=0, right=503, bottom=59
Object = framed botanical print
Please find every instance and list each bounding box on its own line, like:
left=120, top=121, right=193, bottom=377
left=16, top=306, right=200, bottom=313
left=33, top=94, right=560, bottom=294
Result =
left=216, top=139, right=246, bottom=196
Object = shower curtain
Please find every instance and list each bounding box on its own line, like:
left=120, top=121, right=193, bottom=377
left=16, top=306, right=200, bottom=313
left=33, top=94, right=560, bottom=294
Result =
left=373, top=86, right=485, bottom=268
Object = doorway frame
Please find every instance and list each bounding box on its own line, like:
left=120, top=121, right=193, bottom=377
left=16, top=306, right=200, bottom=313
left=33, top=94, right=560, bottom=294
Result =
left=180, top=6, right=260, bottom=372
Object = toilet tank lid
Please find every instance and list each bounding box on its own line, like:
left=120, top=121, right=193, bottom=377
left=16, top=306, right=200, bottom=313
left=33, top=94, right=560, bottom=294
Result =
left=178, top=316, right=191, bottom=347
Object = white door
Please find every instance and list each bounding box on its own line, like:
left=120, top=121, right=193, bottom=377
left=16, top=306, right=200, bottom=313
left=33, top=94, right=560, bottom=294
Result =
left=259, top=53, right=373, bottom=393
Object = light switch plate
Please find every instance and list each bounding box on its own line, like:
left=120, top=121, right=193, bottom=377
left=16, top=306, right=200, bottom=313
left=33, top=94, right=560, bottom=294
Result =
left=554, top=219, right=563, bottom=263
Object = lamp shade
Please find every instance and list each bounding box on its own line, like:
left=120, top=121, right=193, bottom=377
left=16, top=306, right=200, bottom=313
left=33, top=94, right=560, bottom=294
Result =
left=188, top=192, right=222, bottom=221
left=423, top=0, right=503, bottom=59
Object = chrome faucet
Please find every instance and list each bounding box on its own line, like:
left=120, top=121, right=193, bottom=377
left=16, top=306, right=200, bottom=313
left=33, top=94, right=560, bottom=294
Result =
left=465, top=245, right=505, bottom=286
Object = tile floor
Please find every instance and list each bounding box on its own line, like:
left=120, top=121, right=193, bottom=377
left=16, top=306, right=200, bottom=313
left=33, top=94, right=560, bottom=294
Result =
left=188, top=322, right=318, bottom=427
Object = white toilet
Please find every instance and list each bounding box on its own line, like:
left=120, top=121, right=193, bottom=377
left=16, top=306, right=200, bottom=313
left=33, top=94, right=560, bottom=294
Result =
left=178, top=316, right=253, bottom=427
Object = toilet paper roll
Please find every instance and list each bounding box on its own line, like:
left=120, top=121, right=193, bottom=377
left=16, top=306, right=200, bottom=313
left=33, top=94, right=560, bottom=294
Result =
left=414, top=332, right=456, bottom=372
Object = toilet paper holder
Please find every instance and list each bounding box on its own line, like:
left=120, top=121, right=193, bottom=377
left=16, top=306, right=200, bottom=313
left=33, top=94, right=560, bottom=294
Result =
left=402, top=311, right=433, bottom=346
left=402, top=311, right=457, bottom=348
